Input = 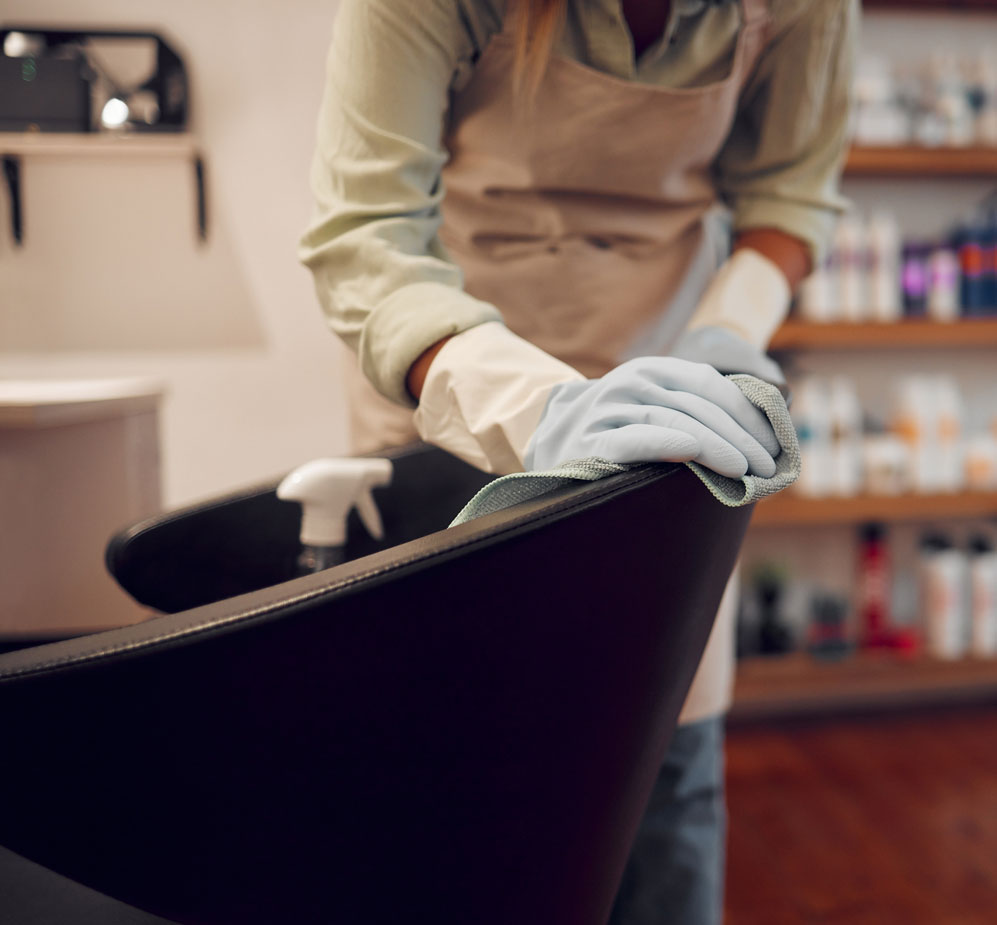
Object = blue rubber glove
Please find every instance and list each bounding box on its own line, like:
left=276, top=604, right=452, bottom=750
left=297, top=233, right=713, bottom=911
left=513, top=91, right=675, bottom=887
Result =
left=670, top=325, right=787, bottom=394
left=523, top=356, right=780, bottom=478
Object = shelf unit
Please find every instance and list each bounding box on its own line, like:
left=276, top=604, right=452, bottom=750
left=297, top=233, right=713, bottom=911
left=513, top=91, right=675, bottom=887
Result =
left=845, top=145, right=997, bottom=178
left=0, top=131, right=198, bottom=158
left=862, top=0, right=997, bottom=11
left=753, top=490, right=997, bottom=528
left=0, top=131, right=206, bottom=244
left=746, top=323, right=997, bottom=707
left=731, top=651, right=997, bottom=721
left=770, top=318, right=997, bottom=350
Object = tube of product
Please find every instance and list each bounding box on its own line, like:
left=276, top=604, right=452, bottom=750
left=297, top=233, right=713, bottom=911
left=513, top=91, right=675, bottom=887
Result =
left=835, top=214, right=869, bottom=322
left=927, top=244, right=961, bottom=321
left=902, top=243, right=929, bottom=317
left=792, top=377, right=833, bottom=497
left=867, top=212, right=903, bottom=322
left=857, top=522, right=893, bottom=648
left=829, top=376, right=864, bottom=497
left=958, top=220, right=988, bottom=315
left=969, top=535, right=997, bottom=658
left=920, top=533, right=970, bottom=660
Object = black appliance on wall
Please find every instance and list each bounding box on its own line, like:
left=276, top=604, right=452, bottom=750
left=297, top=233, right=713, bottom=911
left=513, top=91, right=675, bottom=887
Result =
left=0, top=26, right=188, bottom=133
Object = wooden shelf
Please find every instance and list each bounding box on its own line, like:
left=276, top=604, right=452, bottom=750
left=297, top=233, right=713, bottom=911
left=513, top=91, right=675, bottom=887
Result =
left=845, top=145, right=997, bottom=178
left=770, top=318, right=997, bottom=351
left=752, top=490, right=997, bottom=527
left=0, top=131, right=197, bottom=159
left=732, top=651, right=997, bottom=721
left=0, top=131, right=206, bottom=244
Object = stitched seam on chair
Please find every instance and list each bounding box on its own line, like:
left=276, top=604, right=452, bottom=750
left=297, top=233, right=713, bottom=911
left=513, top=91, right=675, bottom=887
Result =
left=0, top=466, right=671, bottom=680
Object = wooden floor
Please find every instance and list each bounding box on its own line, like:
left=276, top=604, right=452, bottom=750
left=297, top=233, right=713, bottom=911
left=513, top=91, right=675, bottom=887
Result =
left=725, top=705, right=997, bottom=924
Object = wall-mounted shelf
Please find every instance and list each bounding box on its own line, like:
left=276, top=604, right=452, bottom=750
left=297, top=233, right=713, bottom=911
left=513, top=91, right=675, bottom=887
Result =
left=0, top=131, right=206, bottom=245
left=770, top=318, right=997, bottom=351
left=752, top=490, right=997, bottom=528
left=731, top=651, right=997, bottom=721
left=0, top=131, right=198, bottom=158
left=845, top=145, right=997, bottom=178
left=862, top=0, right=997, bottom=11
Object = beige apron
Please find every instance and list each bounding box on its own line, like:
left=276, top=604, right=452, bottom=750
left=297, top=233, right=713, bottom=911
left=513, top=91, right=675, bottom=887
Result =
left=346, top=0, right=770, bottom=723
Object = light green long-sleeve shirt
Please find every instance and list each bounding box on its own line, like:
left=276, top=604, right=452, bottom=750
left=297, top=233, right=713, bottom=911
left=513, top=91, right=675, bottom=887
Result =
left=300, top=0, right=857, bottom=406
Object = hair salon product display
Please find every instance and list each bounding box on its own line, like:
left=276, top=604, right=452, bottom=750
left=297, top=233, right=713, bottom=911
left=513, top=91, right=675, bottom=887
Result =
left=858, top=525, right=997, bottom=660
left=277, top=458, right=393, bottom=574
left=790, top=375, right=997, bottom=498
left=743, top=526, right=997, bottom=664
left=852, top=52, right=997, bottom=149
left=798, top=201, right=997, bottom=322
left=916, top=531, right=997, bottom=661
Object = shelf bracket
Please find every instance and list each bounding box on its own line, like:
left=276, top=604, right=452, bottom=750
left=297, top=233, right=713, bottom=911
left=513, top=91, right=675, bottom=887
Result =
left=194, top=152, right=207, bottom=243
left=2, top=155, right=23, bottom=246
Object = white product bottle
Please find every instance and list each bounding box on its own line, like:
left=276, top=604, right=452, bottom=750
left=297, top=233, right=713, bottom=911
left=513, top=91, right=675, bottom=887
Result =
left=894, top=377, right=941, bottom=494
left=792, top=378, right=833, bottom=497
left=933, top=376, right=964, bottom=493
left=833, top=214, right=869, bottom=322
left=828, top=377, right=864, bottom=496
left=927, top=247, right=961, bottom=321
left=277, top=457, right=393, bottom=573
left=862, top=433, right=911, bottom=496
left=867, top=212, right=902, bottom=322
left=965, top=434, right=997, bottom=491
left=797, top=261, right=838, bottom=323
left=920, top=533, right=970, bottom=660
left=969, top=535, right=997, bottom=658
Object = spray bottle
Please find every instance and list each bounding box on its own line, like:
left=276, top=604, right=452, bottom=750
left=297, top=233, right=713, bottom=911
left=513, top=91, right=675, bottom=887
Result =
left=277, top=458, right=393, bottom=574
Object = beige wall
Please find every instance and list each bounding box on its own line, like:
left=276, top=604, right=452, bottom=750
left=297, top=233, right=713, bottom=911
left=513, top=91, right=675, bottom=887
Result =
left=1, top=0, right=350, bottom=506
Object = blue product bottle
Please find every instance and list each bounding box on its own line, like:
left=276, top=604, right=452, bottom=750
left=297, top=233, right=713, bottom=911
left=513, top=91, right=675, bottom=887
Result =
left=983, top=212, right=997, bottom=313
left=958, top=221, right=988, bottom=316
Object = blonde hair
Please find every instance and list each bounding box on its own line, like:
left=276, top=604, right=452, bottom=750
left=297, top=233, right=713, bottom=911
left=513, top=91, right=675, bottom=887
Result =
left=508, top=0, right=567, bottom=99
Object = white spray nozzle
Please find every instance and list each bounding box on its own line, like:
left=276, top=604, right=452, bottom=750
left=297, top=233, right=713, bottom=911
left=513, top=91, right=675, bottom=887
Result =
left=277, top=457, right=393, bottom=548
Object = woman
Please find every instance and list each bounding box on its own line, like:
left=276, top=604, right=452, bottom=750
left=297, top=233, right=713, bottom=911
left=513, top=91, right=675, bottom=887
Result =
left=301, top=1, right=855, bottom=921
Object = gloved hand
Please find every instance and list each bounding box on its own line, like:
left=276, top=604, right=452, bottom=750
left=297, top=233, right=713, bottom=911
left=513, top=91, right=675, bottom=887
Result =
left=413, top=321, right=780, bottom=478
left=670, top=325, right=787, bottom=393
left=524, top=356, right=780, bottom=478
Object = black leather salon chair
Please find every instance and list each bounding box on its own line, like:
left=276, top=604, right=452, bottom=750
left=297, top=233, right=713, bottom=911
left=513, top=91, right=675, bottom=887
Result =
left=0, top=443, right=752, bottom=925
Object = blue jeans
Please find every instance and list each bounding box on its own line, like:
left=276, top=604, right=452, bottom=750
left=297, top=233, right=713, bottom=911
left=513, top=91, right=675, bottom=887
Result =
left=608, top=716, right=727, bottom=925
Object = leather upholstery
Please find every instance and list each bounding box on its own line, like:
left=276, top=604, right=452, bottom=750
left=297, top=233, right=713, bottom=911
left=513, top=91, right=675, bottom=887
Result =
left=0, top=444, right=751, bottom=925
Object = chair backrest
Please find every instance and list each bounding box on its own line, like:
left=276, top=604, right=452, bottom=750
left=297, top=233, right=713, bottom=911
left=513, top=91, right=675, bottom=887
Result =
left=0, top=446, right=752, bottom=925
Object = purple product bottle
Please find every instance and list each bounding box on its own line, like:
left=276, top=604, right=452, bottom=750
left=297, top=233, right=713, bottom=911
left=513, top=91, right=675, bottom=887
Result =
left=902, top=243, right=929, bottom=317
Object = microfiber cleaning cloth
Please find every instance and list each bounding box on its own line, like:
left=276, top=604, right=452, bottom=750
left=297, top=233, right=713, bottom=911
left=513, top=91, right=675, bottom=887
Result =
left=449, top=374, right=801, bottom=526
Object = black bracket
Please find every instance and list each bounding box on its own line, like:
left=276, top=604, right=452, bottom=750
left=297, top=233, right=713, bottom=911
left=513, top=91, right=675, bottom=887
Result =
left=194, top=152, right=207, bottom=242
left=2, top=155, right=23, bottom=246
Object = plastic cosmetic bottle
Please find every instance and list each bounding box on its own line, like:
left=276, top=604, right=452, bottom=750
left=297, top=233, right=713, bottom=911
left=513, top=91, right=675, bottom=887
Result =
left=857, top=523, right=893, bottom=648
left=933, top=377, right=965, bottom=493
left=828, top=377, right=864, bottom=497
left=834, top=214, right=869, bottom=321
left=894, top=377, right=940, bottom=493
left=902, top=244, right=930, bottom=317
left=958, top=218, right=989, bottom=315
left=969, top=535, right=997, bottom=657
left=867, top=212, right=903, bottom=321
left=927, top=245, right=961, bottom=321
left=920, top=533, right=969, bottom=660
left=277, top=458, right=393, bottom=574
left=792, top=378, right=832, bottom=497
left=797, top=260, right=838, bottom=323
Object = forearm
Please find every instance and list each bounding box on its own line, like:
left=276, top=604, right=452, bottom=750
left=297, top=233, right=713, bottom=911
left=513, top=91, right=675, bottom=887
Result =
left=407, top=335, right=453, bottom=400
left=732, top=227, right=812, bottom=294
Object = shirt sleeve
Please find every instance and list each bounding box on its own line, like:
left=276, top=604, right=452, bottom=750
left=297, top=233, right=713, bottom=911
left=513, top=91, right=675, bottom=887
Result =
left=714, top=0, right=858, bottom=266
left=299, top=0, right=503, bottom=407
